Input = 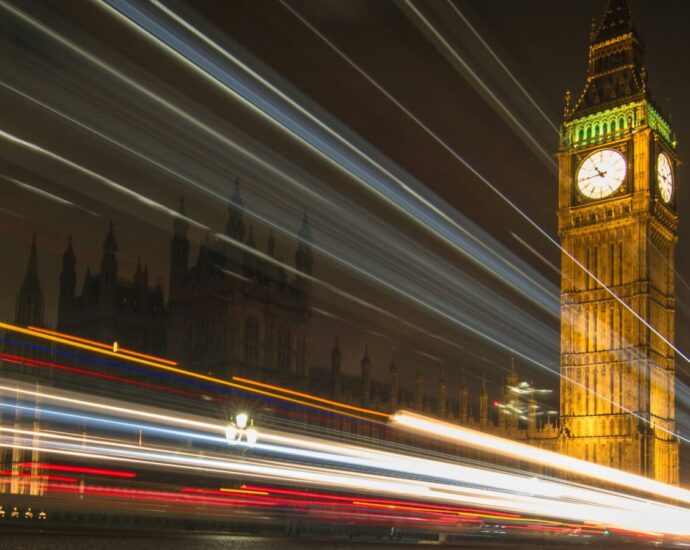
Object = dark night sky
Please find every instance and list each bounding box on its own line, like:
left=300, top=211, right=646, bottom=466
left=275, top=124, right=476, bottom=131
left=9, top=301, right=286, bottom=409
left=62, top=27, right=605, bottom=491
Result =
left=2, top=0, right=690, bottom=413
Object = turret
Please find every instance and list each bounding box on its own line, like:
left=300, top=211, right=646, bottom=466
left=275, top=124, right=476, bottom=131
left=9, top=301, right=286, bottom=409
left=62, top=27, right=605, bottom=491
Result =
left=133, top=259, right=150, bottom=313
left=361, top=345, right=371, bottom=407
left=195, top=233, right=213, bottom=281
left=504, top=359, right=519, bottom=430
left=15, top=235, right=45, bottom=327
left=294, top=211, right=313, bottom=296
left=225, top=179, right=246, bottom=241
left=528, top=382, right=538, bottom=433
left=169, top=197, right=189, bottom=302
left=438, top=365, right=447, bottom=418
left=267, top=230, right=276, bottom=258
left=58, top=235, right=76, bottom=319
left=331, top=336, right=341, bottom=400
left=133, top=258, right=146, bottom=286
left=479, top=378, right=488, bottom=428
left=458, top=369, right=469, bottom=424
left=100, top=222, right=118, bottom=286
left=414, top=364, right=424, bottom=410
left=389, top=350, right=399, bottom=412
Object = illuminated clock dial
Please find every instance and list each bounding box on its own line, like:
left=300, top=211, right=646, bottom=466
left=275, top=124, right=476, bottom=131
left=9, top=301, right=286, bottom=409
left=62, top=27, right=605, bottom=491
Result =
left=657, top=152, right=673, bottom=203
left=576, top=149, right=627, bottom=199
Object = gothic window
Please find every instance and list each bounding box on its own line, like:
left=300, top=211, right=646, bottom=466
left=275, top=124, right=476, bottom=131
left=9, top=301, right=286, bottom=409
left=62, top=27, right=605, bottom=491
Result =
left=277, top=327, right=290, bottom=373
left=244, top=318, right=260, bottom=368
left=618, top=116, right=624, bottom=129
left=578, top=128, right=584, bottom=142
left=586, top=126, right=591, bottom=139
left=594, top=124, right=599, bottom=136
left=587, top=306, right=599, bottom=351
left=602, top=122, right=608, bottom=135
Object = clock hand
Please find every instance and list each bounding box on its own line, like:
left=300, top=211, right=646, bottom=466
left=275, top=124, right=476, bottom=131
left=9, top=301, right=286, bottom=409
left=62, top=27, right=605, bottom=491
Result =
left=579, top=172, right=606, bottom=183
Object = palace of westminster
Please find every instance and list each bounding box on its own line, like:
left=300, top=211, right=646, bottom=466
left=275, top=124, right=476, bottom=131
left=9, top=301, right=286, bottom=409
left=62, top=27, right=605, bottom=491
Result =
left=3, top=0, right=681, bottom=488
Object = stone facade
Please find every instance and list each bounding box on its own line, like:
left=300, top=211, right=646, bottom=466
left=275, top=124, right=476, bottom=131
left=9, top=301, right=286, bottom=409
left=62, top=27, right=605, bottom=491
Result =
left=558, top=0, right=679, bottom=483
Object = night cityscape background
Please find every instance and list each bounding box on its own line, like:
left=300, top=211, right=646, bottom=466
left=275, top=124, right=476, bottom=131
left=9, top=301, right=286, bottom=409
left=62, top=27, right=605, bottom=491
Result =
left=1, top=0, right=690, bottom=547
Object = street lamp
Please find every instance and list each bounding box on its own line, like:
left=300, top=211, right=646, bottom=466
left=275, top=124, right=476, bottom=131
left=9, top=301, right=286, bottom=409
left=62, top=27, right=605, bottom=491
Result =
left=225, top=413, right=258, bottom=446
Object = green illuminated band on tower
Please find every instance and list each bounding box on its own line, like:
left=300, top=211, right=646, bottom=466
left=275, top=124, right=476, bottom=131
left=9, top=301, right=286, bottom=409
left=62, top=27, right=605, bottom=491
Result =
left=564, top=100, right=674, bottom=149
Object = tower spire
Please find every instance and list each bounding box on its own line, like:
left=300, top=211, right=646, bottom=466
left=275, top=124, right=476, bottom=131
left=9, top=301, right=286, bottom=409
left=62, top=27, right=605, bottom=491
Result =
left=568, top=0, right=646, bottom=120
left=26, top=234, right=38, bottom=278
left=331, top=336, right=341, bottom=400
left=170, top=198, right=190, bottom=302
left=100, top=222, right=118, bottom=285
left=361, top=345, right=371, bottom=407
left=593, top=0, right=633, bottom=43
left=15, top=234, right=45, bottom=327
left=295, top=210, right=313, bottom=276
left=226, top=178, right=246, bottom=241
left=174, top=197, right=188, bottom=238
left=59, top=235, right=77, bottom=318
left=389, top=348, right=399, bottom=412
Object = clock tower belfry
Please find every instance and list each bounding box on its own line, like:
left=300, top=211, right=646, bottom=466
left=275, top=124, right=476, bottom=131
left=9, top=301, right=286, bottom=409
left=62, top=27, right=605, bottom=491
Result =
left=558, top=0, right=679, bottom=484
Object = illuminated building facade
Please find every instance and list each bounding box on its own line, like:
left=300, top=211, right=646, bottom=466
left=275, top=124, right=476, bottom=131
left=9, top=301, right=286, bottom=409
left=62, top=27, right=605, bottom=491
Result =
left=557, top=0, right=679, bottom=483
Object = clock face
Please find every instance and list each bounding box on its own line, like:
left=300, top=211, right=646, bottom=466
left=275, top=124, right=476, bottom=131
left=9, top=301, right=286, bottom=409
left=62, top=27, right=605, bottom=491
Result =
left=657, top=152, right=673, bottom=203
left=576, top=149, right=627, bottom=199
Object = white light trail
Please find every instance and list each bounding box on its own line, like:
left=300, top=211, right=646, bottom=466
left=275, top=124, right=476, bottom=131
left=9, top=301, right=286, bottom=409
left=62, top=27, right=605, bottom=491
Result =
left=444, top=0, right=559, bottom=134
left=101, top=0, right=561, bottom=321
left=4, top=381, right=690, bottom=536
left=4, top=421, right=690, bottom=536
left=393, top=410, right=690, bottom=506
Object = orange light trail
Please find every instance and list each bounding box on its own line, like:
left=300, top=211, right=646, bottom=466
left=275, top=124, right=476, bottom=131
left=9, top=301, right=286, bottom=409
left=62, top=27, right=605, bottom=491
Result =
left=233, top=376, right=389, bottom=418
left=27, top=325, right=178, bottom=365
left=0, top=321, right=384, bottom=423
left=180, top=487, right=269, bottom=496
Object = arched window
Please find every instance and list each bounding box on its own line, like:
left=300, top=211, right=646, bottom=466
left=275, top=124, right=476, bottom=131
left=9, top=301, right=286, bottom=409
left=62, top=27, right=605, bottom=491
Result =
left=611, top=119, right=617, bottom=131
left=586, top=126, right=591, bottom=139
left=619, top=117, right=624, bottom=129
left=244, top=318, right=260, bottom=368
left=578, top=128, right=584, bottom=142
left=594, top=124, right=599, bottom=136
left=602, top=122, right=608, bottom=134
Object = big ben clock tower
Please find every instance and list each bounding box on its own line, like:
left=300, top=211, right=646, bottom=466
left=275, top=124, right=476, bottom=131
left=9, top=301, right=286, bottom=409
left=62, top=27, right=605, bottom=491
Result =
left=558, top=0, right=679, bottom=484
